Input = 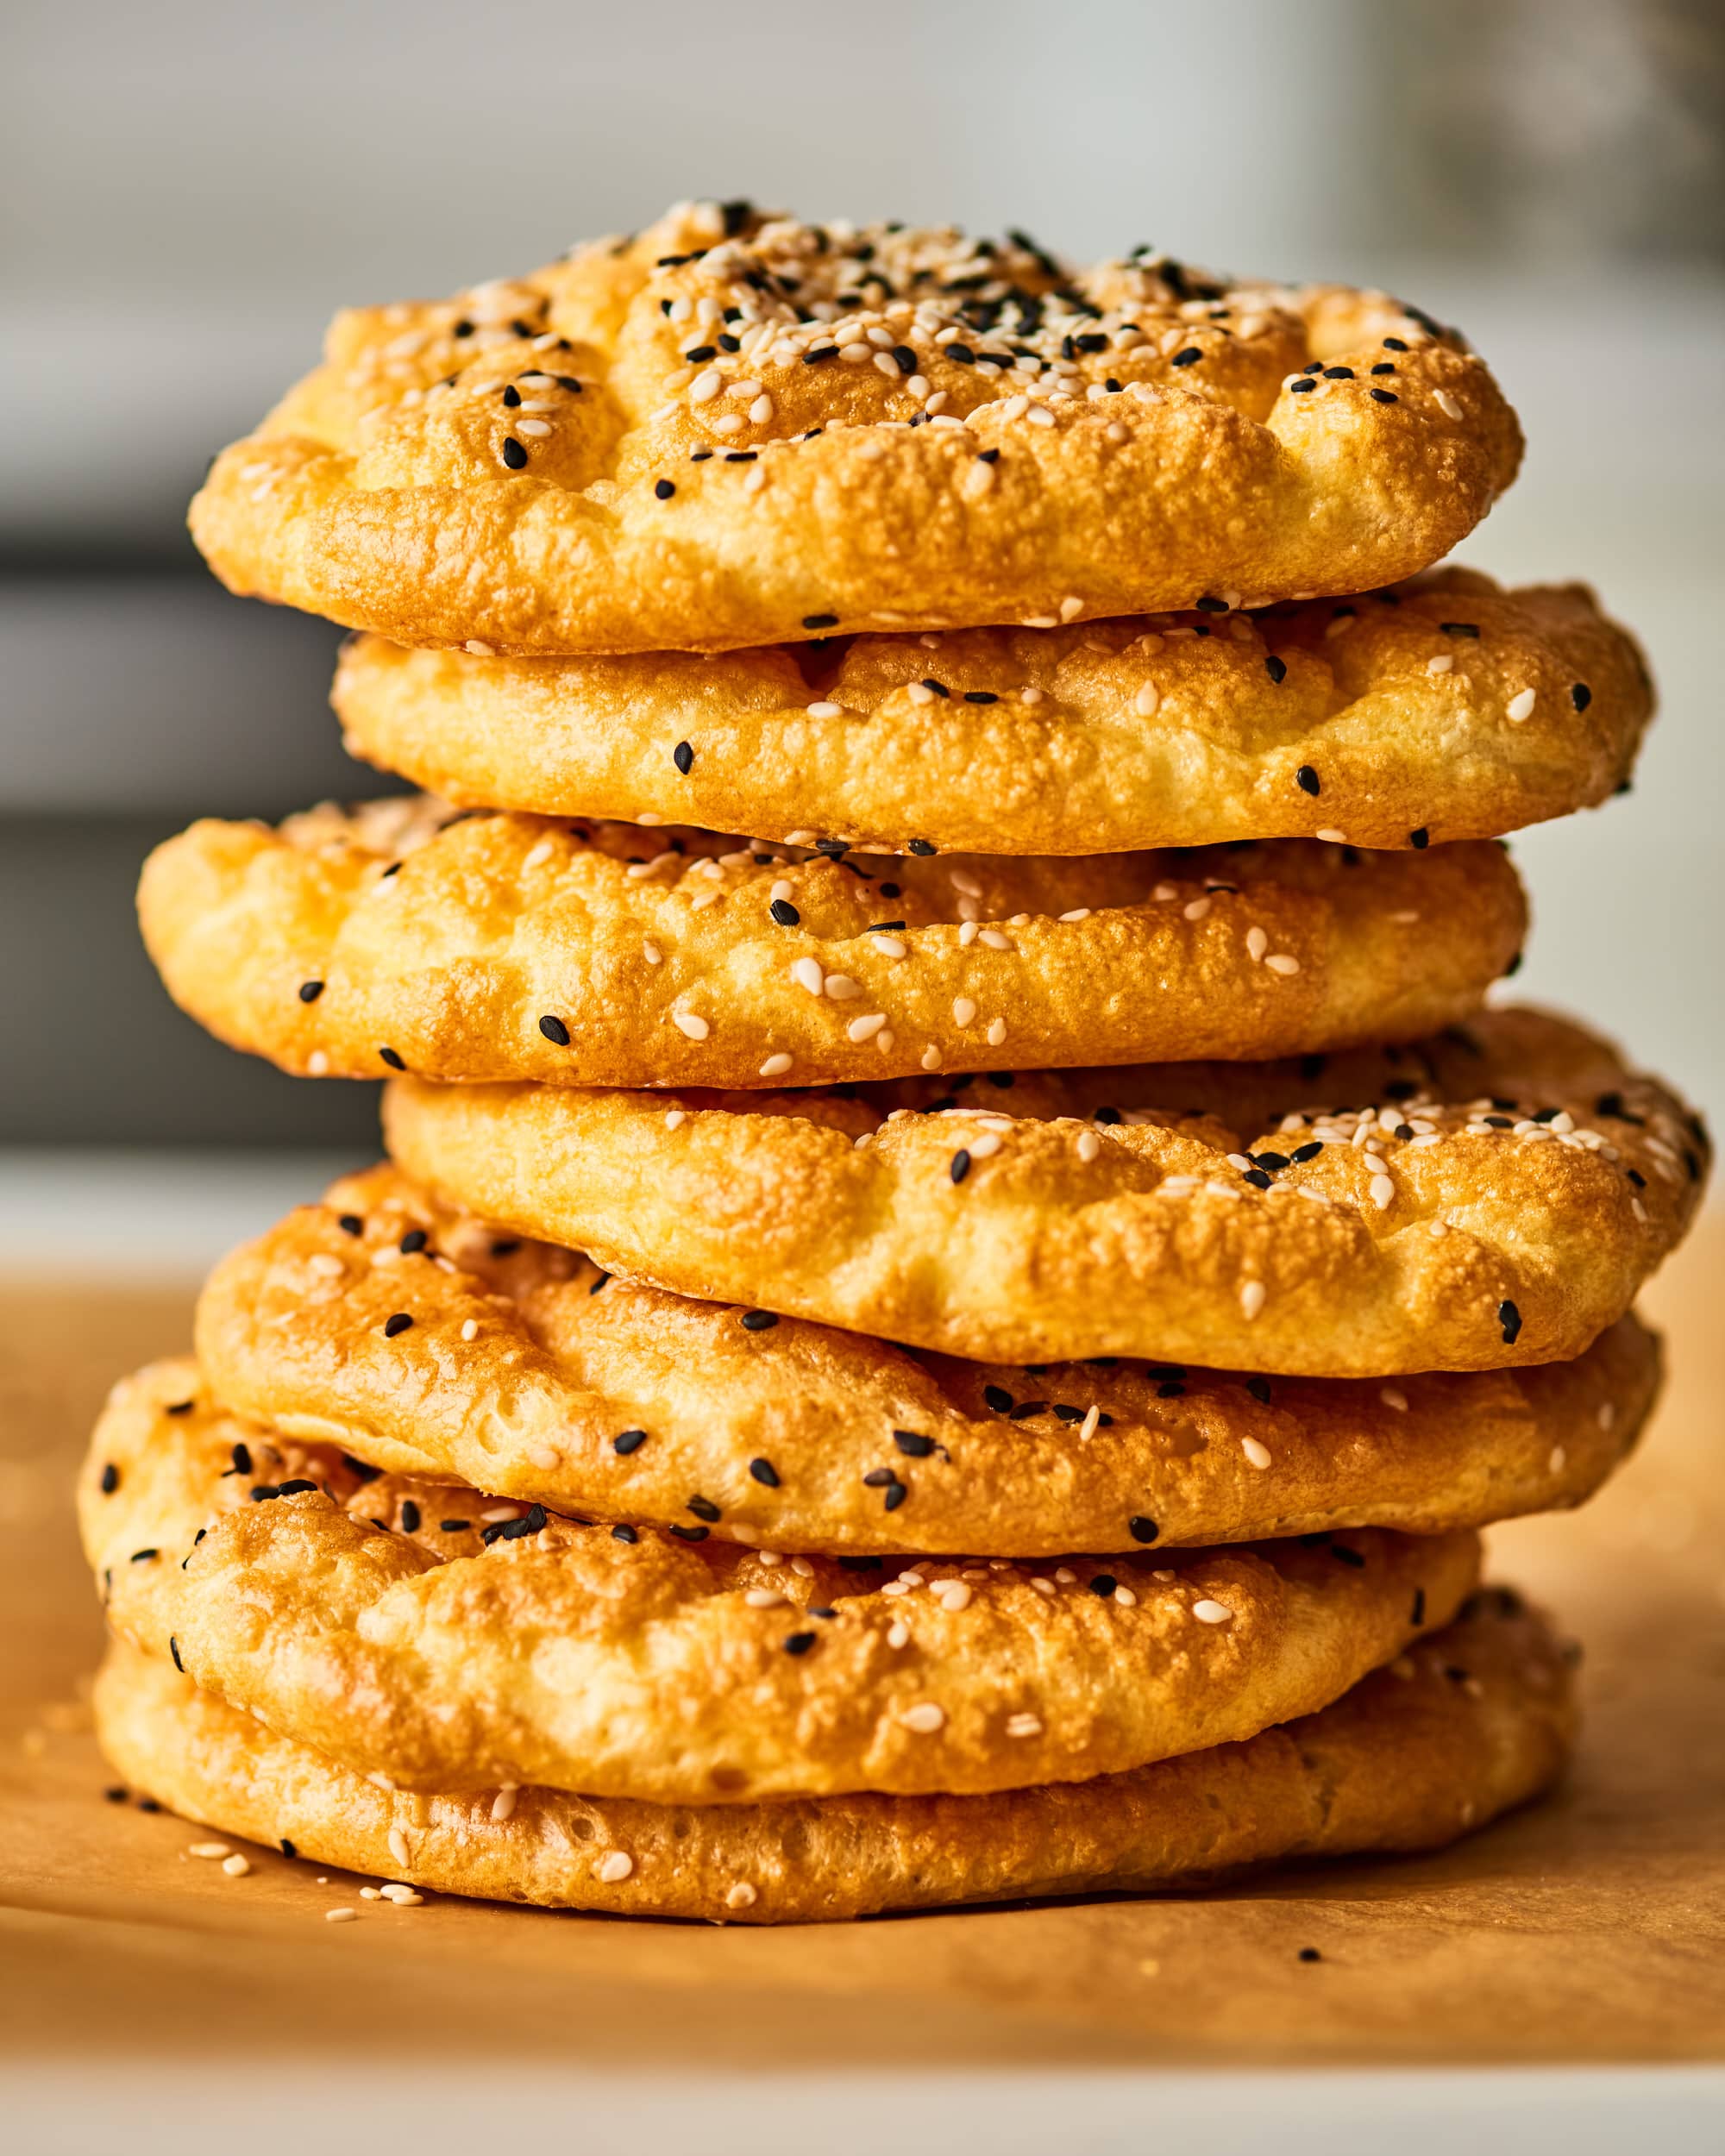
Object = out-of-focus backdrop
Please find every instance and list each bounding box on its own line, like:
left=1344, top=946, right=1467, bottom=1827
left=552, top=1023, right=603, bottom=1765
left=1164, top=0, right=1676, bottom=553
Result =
left=3, top=0, right=1722, bottom=1260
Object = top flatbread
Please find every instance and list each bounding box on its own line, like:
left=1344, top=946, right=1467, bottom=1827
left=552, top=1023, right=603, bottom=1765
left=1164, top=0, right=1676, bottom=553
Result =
left=188, top=201, right=1522, bottom=655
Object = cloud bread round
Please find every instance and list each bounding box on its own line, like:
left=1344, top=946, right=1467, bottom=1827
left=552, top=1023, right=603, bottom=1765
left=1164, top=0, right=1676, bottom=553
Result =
left=334, top=572, right=1649, bottom=855
left=82, top=1362, right=1477, bottom=1803
left=384, top=1006, right=1707, bottom=1376
left=95, top=1593, right=1571, bottom=1922
left=196, top=1165, right=1654, bottom=1557
left=186, top=201, right=1522, bottom=655
left=138, top=798, right=1525, bottom=1089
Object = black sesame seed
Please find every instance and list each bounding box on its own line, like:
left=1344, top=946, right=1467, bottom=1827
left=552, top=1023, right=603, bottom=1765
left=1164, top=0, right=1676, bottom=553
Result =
left=1571, top=683, right=1592, bottom=711
left=337, top=1213, right=363, bottom=1236
left=1330, top=1544, right=1366, bottom=1568
left=950, top=1149, right=972, bottom=1184
left=1295, top=765, right=1320, bottom=796
left=501, top=385, right=521, bottom=407
left=1093, top=1106, right=1122, bottom=1125
left=1290, top=1140, right=1324, bottom=1162
left=400, top=1500, right=421, bottom=1534
left=1322, top=367, right=1354, bottom=381
left=802, top=613, right=839, bottom=630
left=892, top=346, right=918, bottom=374
left=298, top=980, right=324, bottom=1004
left=612, top=1524, right=637, bottom=1543
left=1128, top=1515, right=1159, bottom=1544
left=1370, top=362, right=1396, bottom=375
left=539, top=1014, right=570, bottom=1046
left=613, top=1428, right=647, bottom=1455
left=1089, top=1574, right=1118, bottom=1597
left=975, top=448, right=1000, bottom=464
left=946, top=343, right=975, bottom=364
left=672, top=740, right=694, bottom=774
left=1498, top=1300, right=1522, bottom=1344
left=1170, top=347, right=1202, bottom=367
left=769, top=898, right=800, bottom=927
left=169, top=1636, right=184, bottom=1671
left=1408, top=827, right=1430, bottom=849
left=669, top=1523, right=709, bottom=1543
left=166, top=1400, right=194, bottom=1416
left=1245, top=1376, right=1272, bottom=1404
left=104, top=1786, right=128, bottom=1803
left=1289, top=378, right=1316, bottom=393
left=1440, top=623, right=1480, bottom=639
left=379, top=1048, right=406, bottom=1070
left=748, top=1457, right=781, bottom=1488
left=1264, top=655, right=1288, bottom=685
left=906, top=838, right=938, bottom=856
left=894, top=1431, right=935, bottom=1457
left=1370, top=387, right=1399, bottom=404
left=683, top=345, right=717, bottom=363
left=137, top=1797, right=161, bottom=1813
left=1252, top=1152, right=1290, bottom=1172
left=100, top=1463, right=119, bottom=1495
left=280, top=1838, right=298, bottom=1859
left=441, top=1520, right=471, bottom=1533
left=1383, top=337, right=1408, bottom=352
left=1298, top=1947, right=1322, bottom=1964
left=983, top=1385, right=1014, bottom=1413
left=783, top=1631, right=818, bottom=1656
left=803, top=345, right=839, bottom=365
left=741, top=1309, right=779, bottom=1332
left=490, top=1238, right=519, bottom=1257
left=398, top=1228, right=428, bottom=1255
left=500, top=438, right=529, bottom=469
left=1195, top=595, right=1228, bottom=613
left=383, top=1313, right=413, bottom=1338
left=687, top=1495, right=721, bottom=1523
left=963, top=691, right=999, bottom=705
left=655, top=479, right=676, bottom=500
left=1412, top=1588, right=1427, bottom=1626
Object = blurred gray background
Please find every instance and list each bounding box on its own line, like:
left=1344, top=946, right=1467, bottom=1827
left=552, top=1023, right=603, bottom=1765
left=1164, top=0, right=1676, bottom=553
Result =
left=3, top=0, right=1722, bottom=1188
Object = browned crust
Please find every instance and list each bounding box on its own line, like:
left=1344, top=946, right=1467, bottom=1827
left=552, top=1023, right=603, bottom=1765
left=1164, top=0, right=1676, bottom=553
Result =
left=333, top=572, right=1649, bottom=852
left=194, top=1164, right=1655, bottom=1556
left=382, top=1006, right=1708, bottom=1375
left=94, top=1594, right=1575, bottom=1922
left=137, top=801, right=1526, bottom=1088
left=187, top=205, right=1521, bottom=654
left=81, top=1362, right=1477, bottom=1803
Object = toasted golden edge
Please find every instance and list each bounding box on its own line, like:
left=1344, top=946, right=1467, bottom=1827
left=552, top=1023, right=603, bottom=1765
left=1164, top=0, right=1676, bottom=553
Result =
left=137, top=805, right=1525, bottom=1088
left=193, top=1163, right=1656, bottom=1556
left=82, top=1361, right=1478, bottom=1802
left=94, top=1593, right=1573, bottom=1922
left=382, top=1007, right=1708, bottom=1376
left=186, top=208, right=1521, bottom=654
left=333, top=572, right=1651, bottom=853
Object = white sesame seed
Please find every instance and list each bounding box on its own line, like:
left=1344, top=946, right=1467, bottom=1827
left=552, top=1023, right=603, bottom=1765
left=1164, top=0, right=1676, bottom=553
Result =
left=307, top=1050, right=329, bottom=1075
left=1433, top=389, right=1464, bottom=421
left=1380, top=1386, right=1408, bottom=1412
left=1192, top=1599, right=1234, bottom=1625
left=1059, top=597, right=1085, bottom=623
left=758, top=1052, right=794, bottom=1078
left=1240, top=1281, right=1267, bottom=1320
left=920, top=1045, right=942, bottom=1071
left=673, top=1011, right=710, bottom=1040
left=848, top=1013, right=888, bottom=1043
left=1245, top=925, right=1270, bottom=962
left=1507, top=688, right=1537, bottom=723
left=1598, top=1401, right=1615, bottom=1431
left=515, top=418, right=552, bottom=438
left=464, top=640, right=496, bottom=657
left=1549, top=1444, right=1568, bottom=1475
left=380, top=1884, right=423, bottom=1905
left=1241, top=1438, right=1273, bottom=1470
left=1264, top=953, right=1301, bottom=975
left=985, top=1018, right=1007, bottom=1046
left=978, top=927, right=1012, bottom=950
left=597, top=1851, right=634, bottom=1883
left=387, top=1827, right=410, bottom=1867
left=750, top=396, right=774, bottom=423
left=190, top=1841, right=230, bottom=1859
left=791, top=956, right=824, bottom=995
left=935, top=1582, right=973, bottom=1612
left=1427, top=654, right=1454, bottom=675
left=1006, top=1712, right=1043, bottom=1739
left=824, top=973, right=862, bottom=1000
left=952, top=997, right=977, bottom=1026
left=1114, top=1585, right=1138, bottom=1607
left=1370, top=1173, right=1396, bottom=1208
left=325, top=1908, right=358, bottom=1923
left=900, top=1702, right=945, bottom=1733
left=887, top=1620, right=911, bottom=1648
left=688, top=369, right=722, bottom=403
left=965, top=1131, right=1001, bottom=1159
left=1182, top=896, right=1211, bottom=921
left=1076, top=1130, right=1101, bottom=1163
left=725, top=1881, right=758, bottom=1909
left=1315, top=826, right=1347, bottom=843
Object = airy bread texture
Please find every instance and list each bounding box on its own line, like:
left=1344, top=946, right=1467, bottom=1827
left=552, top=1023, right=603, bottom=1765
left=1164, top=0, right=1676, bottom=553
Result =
left=138, top=799, right=1526, bottom=1089
left=95, top=1593, right=1572, bottom=1922
left=383, top=1006, right=1707, bottom=1375
left=196, top=1165, right=1655, bottom=1557
left=82, top=1361, right=1476, bottom=1803
left=187, top=203, right=1522, bottom=655
left=335, top=572, right=1649, bottom=854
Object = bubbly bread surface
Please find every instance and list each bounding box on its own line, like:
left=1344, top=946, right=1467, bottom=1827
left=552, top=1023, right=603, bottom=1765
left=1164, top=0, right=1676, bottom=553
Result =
left=187, top=203, right=1522, bottom=654
left=82, top=1361, right=1475, bottom=1803
left=383, top=1006, right=1707, bottom=1374
left=95, top=1595, right=1573, bottom=1922
left=196, top=1165, right=1655, bottom=1556
left=336, top=572, right=1649, bottom=854
left=138, top=798, right=1526, bottom=1088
